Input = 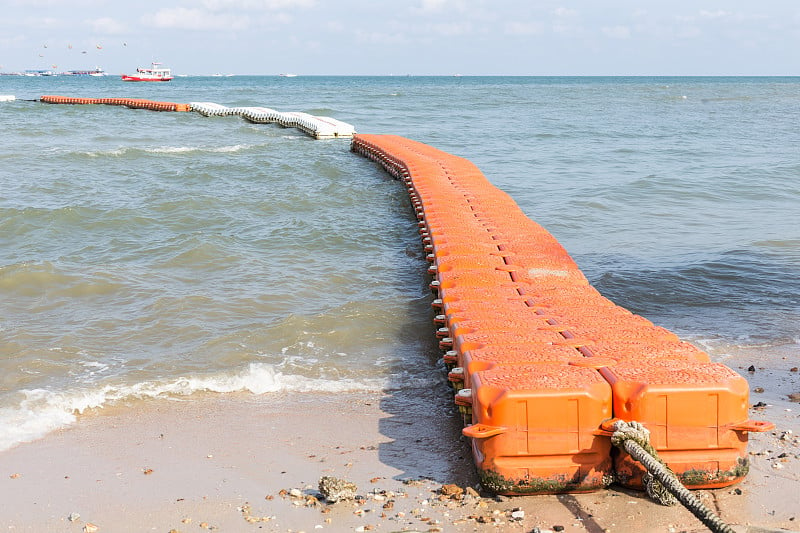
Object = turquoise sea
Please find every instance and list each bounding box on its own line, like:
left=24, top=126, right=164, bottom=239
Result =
left=1, top=75, right=799, bottom=451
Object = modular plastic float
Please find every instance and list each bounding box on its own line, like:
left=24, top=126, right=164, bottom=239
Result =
left=39, top=96, right=355, bottom=139
left=189, top=102, right=356, bottom=138
left=40, top=95, right=190, bottom=111
left=351, top=133, right=773, bottom=495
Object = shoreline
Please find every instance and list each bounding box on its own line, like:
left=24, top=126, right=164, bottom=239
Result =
left=1, top=385, right=798, bottom=533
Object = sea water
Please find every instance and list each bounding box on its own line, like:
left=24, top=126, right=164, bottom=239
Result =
left=1, top=76, right=799, bottom=451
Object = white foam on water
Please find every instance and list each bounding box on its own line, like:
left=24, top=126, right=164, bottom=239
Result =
left=78, top=144, right=253, bottom=157
left=0, top=362, right=389, bottom=452
left=148, top=144, right=253, bottom=154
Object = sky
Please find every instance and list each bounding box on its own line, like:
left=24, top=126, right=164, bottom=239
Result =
left=1, top=0, right=799, bottom=76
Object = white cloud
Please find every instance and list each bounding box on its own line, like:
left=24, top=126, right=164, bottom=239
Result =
left=553, top=7, right=578, bottom=17
left=325, top=20, right=345, bottom=32
left=201, top=0, right=315, bottom=9
left=354, top=29, right=407, bottom=45
left=419, top=0, right=450, bottom=11
left=698, top=10, right=730, bottom=20
left=505, top=21, right=544, bottom=36
left=676, top=26, right=701, bottom=39
left=9, top=0, right=101, bottom=6
left=602, top=25, right=631, bottom=39
left=416, top=0, right=471, bottom=13
left=86, top=17, right=127, bottom=35
left=429, top=21, right=472, bottom=36
left=147, top=7, right=249, bottom=30
left=552, top=23, right=582, bottom=35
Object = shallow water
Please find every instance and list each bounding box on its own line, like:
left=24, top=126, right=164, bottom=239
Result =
left=1, top=75, right=799, bottom=450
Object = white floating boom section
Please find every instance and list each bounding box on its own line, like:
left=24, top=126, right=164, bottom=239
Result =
left=188, top=101, right=356, bottom=139
left=0, top=95, right=16, bottom=102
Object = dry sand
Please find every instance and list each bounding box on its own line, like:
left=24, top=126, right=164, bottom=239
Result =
left=1, top=376, right=798, bottom=533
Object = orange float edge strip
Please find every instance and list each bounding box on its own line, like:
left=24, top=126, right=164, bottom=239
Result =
left=40, top=95, right=190, bottom=112
left=350, top=133, right=774, bottom=496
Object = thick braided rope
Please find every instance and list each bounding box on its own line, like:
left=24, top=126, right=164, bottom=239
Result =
left=611, top=421, right=735, bottom=533
left=611, top=421, right=676, bottom=505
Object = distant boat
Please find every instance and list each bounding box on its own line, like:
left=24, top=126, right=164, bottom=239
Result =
left=121, top=62, right=173, bottom=82
left=65, top=67, right=106, bottom=77
left=24, top=69, right=57, bottom=76
left=279, top=73, right=298, bottom=78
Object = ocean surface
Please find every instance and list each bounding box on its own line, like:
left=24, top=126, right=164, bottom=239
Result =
left=1, top=75, right=799, bottom=451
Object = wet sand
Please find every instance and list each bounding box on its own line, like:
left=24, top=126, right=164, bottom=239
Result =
left=2, top=359, right=799, bottom=533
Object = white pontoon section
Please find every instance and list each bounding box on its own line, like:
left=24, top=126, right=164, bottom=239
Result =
left=188, top=101, right=356, bottom=139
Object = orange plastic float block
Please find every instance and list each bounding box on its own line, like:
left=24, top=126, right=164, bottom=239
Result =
left=427, top=234, right=502, bottom=255
left=418, top=207, right=498, bottom=226
left=436, top=299, right=548, bottom=334
left=430, top=254, right=508, bottom=275
left=432, top=288, right=529, bottom=312
left=441, top=306, right=558, bottom=330
left=581, top=339, right=711, bottom=363
left=473, top=227, right=579, bottom=253
left=599, top=359, right=771, bottom=489
left=441, top=297, right=536, bottom=318
left=441, top=316, right=563, bottom=348
left=451, top=329, right=572, bottom=354
left=434, top=283, right=602, bottom=314
left=462, top=363, right=613, bottom=495
left=494, top=240, right=581, bottom=259
left=457, top=344, right=587, bottom=388
left=492, top=263, right=590, bottom=287
left=433, top=270, right=516, bottom=294
left=543, top=312, right=657, bottom=331
left=421, top=217, right=500, bottom=237
left=435, top=284, right=523, bottom=305
left=427, top=242, right=509, bottom=261
left=552, top=322, right=682, bottom=345
left=529, top=304, right=634, bottom=322
left=497, top=247, right=583, bottom=266
left=518, top=289, right=620, bottom=312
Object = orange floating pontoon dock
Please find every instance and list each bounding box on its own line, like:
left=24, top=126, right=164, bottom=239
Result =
left=351, top=133, right=772, bottom=496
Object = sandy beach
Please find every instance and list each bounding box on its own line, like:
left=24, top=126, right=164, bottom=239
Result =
left=2, top=369, right=799, bottom=533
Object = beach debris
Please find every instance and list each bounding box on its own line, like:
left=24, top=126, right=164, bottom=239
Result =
left=511, top=508, right=525, bottom=520
left=142, top=467, right=154, bottom=475
left=439, top=483, right=464, bottom=500
left=318, top=475, right=357, bottom=503
left=83, top=524, right=98, bottom=533
left=67, top=512, right=81, bottom=522
left=788, top=393, right=800, bottom=403
left=9, top=473, right=20, bottom=479
left=238, top=503, right=276, bottom=524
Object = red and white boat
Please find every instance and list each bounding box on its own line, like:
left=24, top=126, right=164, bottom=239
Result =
left=121, top=62, right=173, bottom=82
